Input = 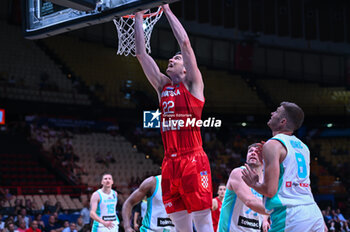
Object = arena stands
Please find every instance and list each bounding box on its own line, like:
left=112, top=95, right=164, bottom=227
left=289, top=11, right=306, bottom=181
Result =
left=42, top=35, right=269, bottom=115
left=30, top=122, right=160, bottom=195
left=0, top=22, right=90, bottom=105
left=256, top=78, right=348, bottom=115
left=1, top=0, right=350, bottom=231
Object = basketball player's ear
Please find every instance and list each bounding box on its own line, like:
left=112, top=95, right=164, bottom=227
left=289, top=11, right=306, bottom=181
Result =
left=280, top=118, right=287, bottom=125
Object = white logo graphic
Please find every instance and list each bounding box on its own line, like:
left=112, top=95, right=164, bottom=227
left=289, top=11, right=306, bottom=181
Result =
left=143, top=109, right=161, bottom=128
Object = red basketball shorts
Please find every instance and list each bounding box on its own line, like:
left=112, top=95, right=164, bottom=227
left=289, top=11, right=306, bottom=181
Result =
left=161, top=148, right=212, bottom=214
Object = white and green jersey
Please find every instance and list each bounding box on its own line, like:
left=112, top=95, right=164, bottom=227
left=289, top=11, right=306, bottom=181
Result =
left=218, top=167, right=264, bottom=232
left=140, top=175, right=175, bottom=232
left=265, top=134, right=316, bottom=230
left=92, top=189, right=120, bottom=232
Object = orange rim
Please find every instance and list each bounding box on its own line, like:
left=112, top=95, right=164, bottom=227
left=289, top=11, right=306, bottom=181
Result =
left=122, top=8, right=163, bottom=19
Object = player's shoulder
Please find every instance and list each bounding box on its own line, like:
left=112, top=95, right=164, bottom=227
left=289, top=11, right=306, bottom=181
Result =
left=229, top=167, right=245, bottom=179
left=139, top=176, right=157, bottom=197
left=264, top=138, right=287, bottom=154
left=142, top=176, right=157, bottom=186
left=265, top=138, right=284, bottom=146
left=91, top=190, right=101, bottom=198
left=90, top=191, right=101, bottom=203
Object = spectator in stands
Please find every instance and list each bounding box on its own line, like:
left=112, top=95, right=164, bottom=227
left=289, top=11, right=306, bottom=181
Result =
left=74, top=218, right=83, bottom=232
left=25, top=200, right=33, bottom=216
left=16, top=220, right=26, bottom=232
left=16, top=210, right=30, bottom=229
left=62, top=223, right=76, bottom=232
left=80, top=201, right=90, bottom=226
left=52, top=213, right=64, bottom=227
left=1, top=189, right=13, bottom=202
left=34, top=215, right=44, bottom=231
left=42, top=201, right=56, bottom=215
left=0, top=200, right=6, bottom=215
left=323, top=209, right=335, bottom=231
left=14, top=216, right=22, bottom=228
left=14, top=200, right=23, bottom=215
left=336, top=208, right=350, bottom=231
left=0, top=214, right=5, bottom=232
left=331, top=209, right=342, bottom=231
left=5, top=217, right=14, bottom=226
left=53, top=202, right=63, bottom=215
left=44, top=215, right=63, bottom=232
left=4, top=223, right=15, bottom=232
left=62, top=222, right=69, bottom=231
left=25, top=221, right=41, bottom=232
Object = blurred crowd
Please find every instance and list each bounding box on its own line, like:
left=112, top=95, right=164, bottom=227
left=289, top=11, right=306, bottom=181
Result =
left=30, top=124, right=87, bottom=184
left=0, top=192, right=91, bottom=232
left=323, top=207, right=350, bottom=232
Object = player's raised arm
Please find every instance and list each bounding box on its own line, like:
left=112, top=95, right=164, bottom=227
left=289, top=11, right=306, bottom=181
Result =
left=242, top=140, right=284, bottom=198
left=135, top=11, right=169, bottom=99
left=162, top=4, right=204, bottom=101
left=229, top=168, right=268, bottom=215
left=122, top=176, right=156, bottom=232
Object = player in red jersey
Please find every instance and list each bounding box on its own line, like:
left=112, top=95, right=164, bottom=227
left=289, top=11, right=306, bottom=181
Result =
left=211, top=183, right=226, bottom=232
left=135, top=4, right=214, bottom=232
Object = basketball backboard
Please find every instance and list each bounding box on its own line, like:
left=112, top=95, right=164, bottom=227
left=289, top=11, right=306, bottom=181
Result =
left=22, top=0, right=179, bottom=39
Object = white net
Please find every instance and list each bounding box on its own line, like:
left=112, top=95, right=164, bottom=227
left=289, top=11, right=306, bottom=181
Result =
left=113, top=7, right=163, bottom=56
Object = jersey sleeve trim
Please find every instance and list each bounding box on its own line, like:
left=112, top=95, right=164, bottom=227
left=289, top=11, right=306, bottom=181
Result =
left=150, top=176, right=159, bottom=199
left=97, top=190, right=102, bottom=209
left=269, top=137, right=287, bottom=150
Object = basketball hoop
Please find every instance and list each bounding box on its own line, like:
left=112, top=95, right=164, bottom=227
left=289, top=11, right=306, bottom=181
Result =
left=113, top=7, right=163, bottom=56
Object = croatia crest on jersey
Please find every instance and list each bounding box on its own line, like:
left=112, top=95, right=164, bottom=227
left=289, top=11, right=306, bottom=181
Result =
left=200, top=171, right=209, bottom=189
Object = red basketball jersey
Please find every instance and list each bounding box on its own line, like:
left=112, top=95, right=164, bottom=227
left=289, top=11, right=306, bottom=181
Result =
left=212, top=196, right=223, bottom=232
left=160, top=82, right=204, bottom=157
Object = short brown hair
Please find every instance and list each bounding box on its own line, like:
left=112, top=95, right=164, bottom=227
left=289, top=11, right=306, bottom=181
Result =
left=248, top=143, right=260, bottom=150
left=280, top=101, right=304, bottom=131
left=101, top=173, right=113, bottom=179
left=218, top=183, right=226, bottom=188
